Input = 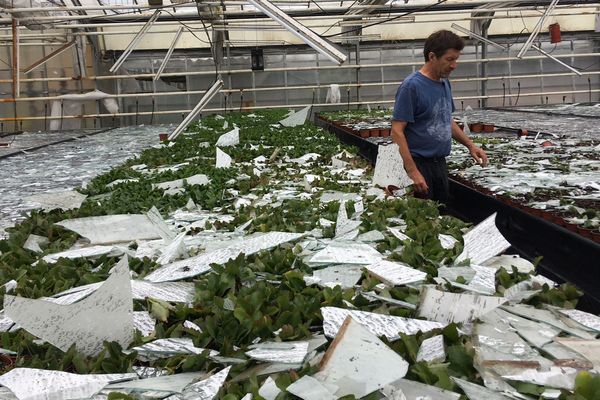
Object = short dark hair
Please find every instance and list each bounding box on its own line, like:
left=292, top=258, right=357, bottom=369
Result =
left=423, top=30, right=464, bottom=62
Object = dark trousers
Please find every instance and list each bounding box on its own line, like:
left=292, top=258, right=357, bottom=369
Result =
left=413, top=156, right=449, bottom=203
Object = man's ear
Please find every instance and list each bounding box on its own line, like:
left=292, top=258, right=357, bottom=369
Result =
left=427, top=51, right=436, bottom=62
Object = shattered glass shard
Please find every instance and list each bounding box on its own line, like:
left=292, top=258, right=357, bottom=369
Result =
left=246, top=341, right=309, bottom=364
left=0, top=368, right=137, bottom=400
left=455, top=213, right=511, bottom=265
left=4, top=256, right=134, bottom=356
left=365, top=260, right=427, bottom=287
left=319, top=317, right=409, bottom=399
left=321, top=307, right=444, bottom=341
left=417, top=286, right=506, bottom=324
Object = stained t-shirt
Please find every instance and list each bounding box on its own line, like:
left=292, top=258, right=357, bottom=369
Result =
left=392, top=71, right=455, bottom=158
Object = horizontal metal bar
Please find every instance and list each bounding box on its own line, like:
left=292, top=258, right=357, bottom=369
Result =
left=1, top=69, right=598, bottom=104
left=3, top=87, right=600, bottom=123
left=1, top=51, right=598, bottom=84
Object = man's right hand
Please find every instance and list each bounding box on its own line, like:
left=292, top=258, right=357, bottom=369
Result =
left=408, top=169, right=429, bottom=194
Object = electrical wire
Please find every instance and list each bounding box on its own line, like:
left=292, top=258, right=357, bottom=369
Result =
left=324, top=0, right=451, bottom=38
left=318, top=0, right=359, bottom=36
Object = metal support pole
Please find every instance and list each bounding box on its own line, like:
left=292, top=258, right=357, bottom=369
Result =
left=109, top=9, right=160, bottom=73
left=168, top=79, right=223, bottom=141
left=517, top=0, right=560, bottom=58
left=355, top=41, right=360, bottom=107
left=22, top=40, right=76, bottom=74
left=11, top=19, right=20, bottom=99
left=154, top=26, right=183, bottom=81
left=481, top=24, right=488, bottom=108
left=532, top=44, right=582, bottom=76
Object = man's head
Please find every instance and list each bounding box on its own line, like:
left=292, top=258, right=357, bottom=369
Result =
left=423, top=30, right=464, bottom=78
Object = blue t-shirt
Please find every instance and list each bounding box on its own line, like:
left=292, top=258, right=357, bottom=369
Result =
left=392, top=71, right=455, bottom=158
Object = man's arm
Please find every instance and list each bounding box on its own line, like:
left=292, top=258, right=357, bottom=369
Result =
left=451, top=120, right=488, bottom=166
left=391, top=120, right=428, bottom=193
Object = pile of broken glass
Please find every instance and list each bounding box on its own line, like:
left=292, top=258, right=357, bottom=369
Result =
left=1, top=108, right=599, bottom=400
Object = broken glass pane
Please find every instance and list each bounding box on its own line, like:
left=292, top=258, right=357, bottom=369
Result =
left=455, top=213, right=511, bottom=265
left=417, top=286, right=507, bottom=324
left=0, top=368, right=136, bottom=400
left=4, top=256, right=134, bottom=356
left=246, top=341, right=309, bottom=364
left=319, top=317, right=408, bottom=399
left=321, top=306, right=444, bottom=341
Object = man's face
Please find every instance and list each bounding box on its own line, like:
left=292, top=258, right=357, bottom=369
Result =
left=429, top=48, right=460, bottom=78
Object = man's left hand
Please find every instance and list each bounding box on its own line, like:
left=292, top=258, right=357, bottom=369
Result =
left=469, top=145, right=488, bottom=167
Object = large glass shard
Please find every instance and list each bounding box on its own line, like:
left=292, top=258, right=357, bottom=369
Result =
left=23, top=234, right=48, bottom=253
left=387, top=227, right=410, bottom=242
left=508, top=318, right=560, bottom=349
left=455, top=213, right=511, bottom=265
left=173, top=366, right=230, bottom=400
left=365, top=260, right=427, bottom=287
left=146, top=232, right=303, bottom=282
left=0, top=368, right=136, bottom=400
left=416, top=335, right=446, bottom=363
left=360, top=291, right=417, bottom=310
left=127, top=338, right=218, bottom=361
left=320, top=191, right=362, bottom=204
left=146, top=247, right=239, bottom=283
left=501, top=304, right=595, bottom=339
left=318, top=317, right=408, bottom=399
left=417, top=286, right=507, bottom=324
left=130, top=280, right=195, bottom=303
left=357, top=230, right=385, bottom=242
left=554, top=337, right=600, bottom=371
left=258, top=377, right=281, bottom=400
left=156, top=233, right=187, bottom=265
left=501, top=367, right=579, bottom=391
left=106, top=372, right=203, bottom=393
left=246, top=341, right=309, bottom=364
left=41, top=245, right=125, bottom=264
left=231, top=362, right=303, bottom=382
left=215, top=127, right=240, bottom=147
left=25, top=190, right=87, bottom=212
left=4, top=256, right=133, bottom=356
left=55, top=208, right=174, bottom=245
left=384, top=378, right=460, bottom=400
left=541, top=342, right=592, bottom=368
left=133, top=311, right=156, bottom=337
left=51, top=280, right=195, bottom=304
left=482, top=255, right=535, bottom=274
left=451, top=377, right=514, bottom=400
left=304, top=265, right=363, bottom=289
left=437, top=266, right=476, bottom=283
left=503, top=280, right=542, bottom=303
left=321, top=307, right=444, bottom=341
left=557, top=309, right=600, bottom=333
left=467, top=265, right=498, bottom=294
left=308, top=242, right=382, bottom=266
left=216, top=148, right=232, bottom=169
left=286, top=375, right=336, bottom=400
left=473, top=321, right=547, bottom=368
left=438, top=234, right=458, bottom=250
left=279, top=106, right=311, bottom=127
left=371, top=143, right=411, bottom=189
left=153, top=174, right=210, bottom=191
left=334, top=201, right=361, bottom=239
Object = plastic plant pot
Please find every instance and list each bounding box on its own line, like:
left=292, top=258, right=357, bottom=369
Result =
left=518, top=128, right=529, bottom=137
left=483, top=123, right=495, bottom=133
left=470, top=123, right=483, bottom=133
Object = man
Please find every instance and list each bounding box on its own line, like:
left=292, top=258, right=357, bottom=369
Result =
left=392, top=30, right=488, bottom=203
